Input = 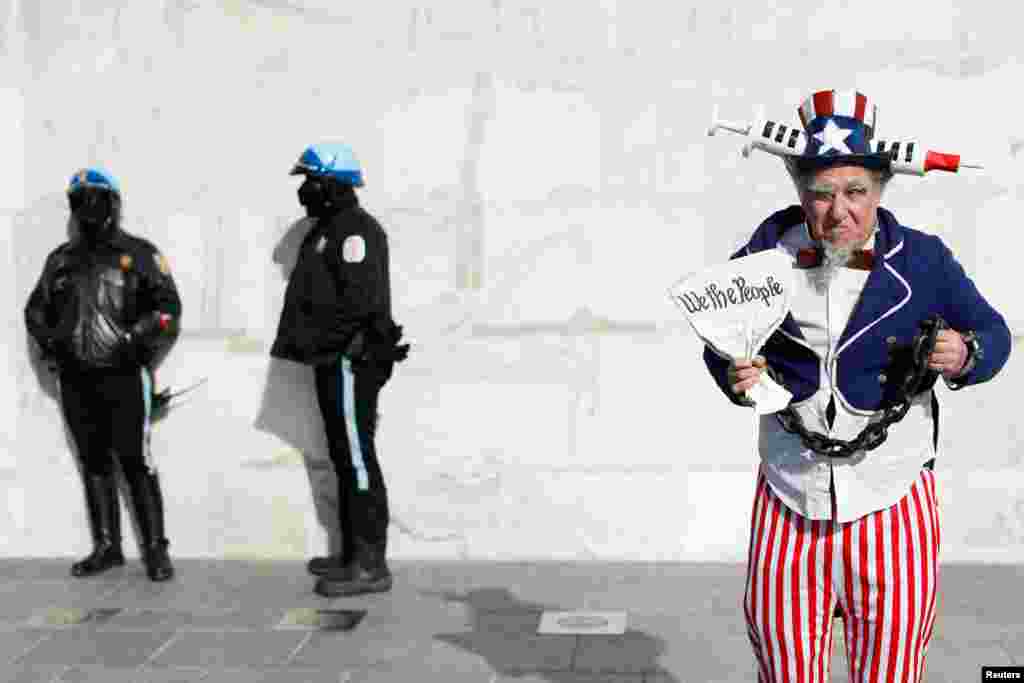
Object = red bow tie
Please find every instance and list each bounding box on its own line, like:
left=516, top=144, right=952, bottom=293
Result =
left=795, top=247, right=875, bottom=271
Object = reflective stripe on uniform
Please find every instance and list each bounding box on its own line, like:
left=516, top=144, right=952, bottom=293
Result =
left=340, top=357, right=369, bottom=491
left=140, top=367, right=155, bottom=472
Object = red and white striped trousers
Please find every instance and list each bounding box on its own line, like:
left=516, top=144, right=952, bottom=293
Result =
left=744, top=468, right=940, bottom=683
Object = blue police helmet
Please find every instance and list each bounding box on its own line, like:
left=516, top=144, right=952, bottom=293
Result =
left=67, top=167, right=122, bottom=196
left=289, top=142, right=364, bottom=187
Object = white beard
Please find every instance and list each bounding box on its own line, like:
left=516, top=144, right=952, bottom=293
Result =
left=808, top=240, right=866, bottom=294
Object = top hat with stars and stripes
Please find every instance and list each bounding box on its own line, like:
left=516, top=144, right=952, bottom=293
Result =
left=790, top=89, right=892, bottom=172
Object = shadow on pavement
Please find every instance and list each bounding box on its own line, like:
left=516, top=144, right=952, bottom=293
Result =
left=425, top=586, right=680, bottom=682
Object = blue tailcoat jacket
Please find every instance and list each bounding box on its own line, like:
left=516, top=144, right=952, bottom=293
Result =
left=704, top=206, right=1012, bottom=413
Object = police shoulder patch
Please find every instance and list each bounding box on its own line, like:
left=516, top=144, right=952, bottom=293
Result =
left=153, top=252, right=171, bottom=275
left=342, top=234, right=366, bottom=263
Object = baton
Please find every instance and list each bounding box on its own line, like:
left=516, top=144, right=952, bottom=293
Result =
left=152, top=377, right=208, bottom=418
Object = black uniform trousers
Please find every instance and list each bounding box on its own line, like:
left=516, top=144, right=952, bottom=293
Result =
left=314, top=355, right=392, bottom=561
left=59, top=366, right=152, bottom=478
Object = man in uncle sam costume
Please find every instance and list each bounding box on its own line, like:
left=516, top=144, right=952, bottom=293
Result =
left=702, top=90, right=1011, bottom=682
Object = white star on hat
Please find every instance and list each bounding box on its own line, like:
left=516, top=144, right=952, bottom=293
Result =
left=813, top=119, right=853, bottom=155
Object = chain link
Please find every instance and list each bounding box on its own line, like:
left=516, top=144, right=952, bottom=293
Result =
left=774, top=315, right=947, bottom=459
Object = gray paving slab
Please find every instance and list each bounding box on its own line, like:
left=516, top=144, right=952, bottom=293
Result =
left=319, top=585, right=472, bottom=631
left=0, top=559, right=1019, bottom=683
left=644, top=676, right=706, bottom=683
left=16, top=630, right=177, bottom=668
left=829, top=635, right=852, bottom=683
left=283, top=586, right=478, bottom=668
left=24, top=608, right=125, bottom=630
left=0, top=630, right=53, bottom=665
left=0, top=560, right=116, bottom=582
left=287, top=628, right=429, bottom=669
left=0, top=581, right=121, bottom=626
left=595, top=614, right=741, bottom=681
left=934, top=564, right=1024, bottom=626
left=149, top=668, right=336, bottom=683
left=437, top=631, right=576, bottom=674
left=931, top=614, right=1014, bottom=649
left=147, top=631, right=309, bottom=668
left=570, top=568, right=745, bottom=618
left=497, top=675, right=644, bottom=683
left=84, top=609, right=191, bottom=632
left=467, top=609, right=543, bottom=635
left=1003, top=629, right=1023, bottom=665
left=91, top=608, right=286, bottom=632
left=926, top=629, right=1017, bottom=683
left=54, top=666, right=206, bottom=683
left=0, top=662, right=68, bottom=683
left=96, top=566, right=325, bottom=611
left=408, top=563, right=746, bottom=617
left=341, top=640, right=495, bottom=681
left=573, top=633, right=667, bottom=675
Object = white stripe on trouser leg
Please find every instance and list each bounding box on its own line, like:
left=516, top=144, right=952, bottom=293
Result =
left=746, top=480, right=856, bottom=683
left=744, top=474, right=771, bottom=682
left=839, top=470, right=938, bottom=683
left=897, top=495, right=917, bottom=683
left=141, top=368, right=155, bottom=473
left=874, top=498, right=898, bottom=682
left=919, top=471, right=941, bottom=682
left=785, top=511, right=806, bottom=683
left=340, top=357, right=369, bottom=491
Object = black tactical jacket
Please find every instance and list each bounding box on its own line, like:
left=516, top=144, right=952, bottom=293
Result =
left=270, top=198, right=396, bottom=366
left=25, top=227, right=182, bottom=372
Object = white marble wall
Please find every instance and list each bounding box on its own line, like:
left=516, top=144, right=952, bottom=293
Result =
left=2, top=0, right=1023, bottom=562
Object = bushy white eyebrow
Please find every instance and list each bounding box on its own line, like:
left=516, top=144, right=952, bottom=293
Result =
left=807, top=181, right=836, bottom=195
left=806, top=176, right=874, bottom=196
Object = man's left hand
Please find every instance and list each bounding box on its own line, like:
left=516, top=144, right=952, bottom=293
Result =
left=928, top=329, right=968, bottom=378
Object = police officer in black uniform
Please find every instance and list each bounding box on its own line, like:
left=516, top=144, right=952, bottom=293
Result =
left=270, top=143, right=408, bottom=597
left=25, top=168, right=182, bottom=581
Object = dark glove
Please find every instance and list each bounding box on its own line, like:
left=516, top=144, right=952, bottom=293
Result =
left=390, top=343, right=410, bottom=362
left=130, top=311, right=172, bottom=341
left=379, top=323, right=410, bottom=362
left=346, top=323, right=411, bottom=364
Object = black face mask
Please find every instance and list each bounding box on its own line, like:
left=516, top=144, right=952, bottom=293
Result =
left=297, top=176, right=332, bottom=218
left=69, top=187, right=114, bottom=235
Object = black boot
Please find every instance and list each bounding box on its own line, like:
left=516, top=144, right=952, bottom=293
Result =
left=309, top=479, right=356, bottom=579
left=314, top=537, right=391, bottom=597
left=71, top=474, right=125, bottom=577
left=307, top=555, right=347, bottom=576
left=126, top=470, right=174, bottom=582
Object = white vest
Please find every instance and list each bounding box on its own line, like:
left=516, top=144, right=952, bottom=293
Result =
left=758, top=224, right=936, bottom=523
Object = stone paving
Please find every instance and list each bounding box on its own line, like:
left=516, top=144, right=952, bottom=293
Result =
left=0, top=559, right=1019, bottom=682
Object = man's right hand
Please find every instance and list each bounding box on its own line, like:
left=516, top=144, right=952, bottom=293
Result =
left=729, top=356, right=767, bottom=396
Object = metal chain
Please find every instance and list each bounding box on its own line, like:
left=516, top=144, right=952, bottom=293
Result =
left=774, top=315, right=947, bottom=458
